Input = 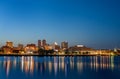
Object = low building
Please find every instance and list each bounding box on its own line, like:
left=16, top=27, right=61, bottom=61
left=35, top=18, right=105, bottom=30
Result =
left=6, top=41, right=13, bottom=48
left=13, top=47, right=21, bottom=53
left=44, top=45, right=53, bottom=50
left=69, top=45, right=94, bottom=54
left=95, top=49, right=114, bottom=55
left=24, top=44, right=38, bottom=54
left=18, top=44, right=24, bottom=50
left=1, top=46, right=13, bottom=54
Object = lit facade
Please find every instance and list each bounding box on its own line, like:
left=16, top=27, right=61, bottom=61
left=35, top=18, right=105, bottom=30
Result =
left=24, top=44, right=37, bottom=54
left=52, top=42, right=60, bottom=52
left=1, top=46, right=13, bottom=54
left=38, top=40, right=42, bottom=48
left=61, top=41, right=68, bottom=50
left=44, top=45, right=53, bottom=50
left=18, top=44, right=24, bottom=50
left=42, top=39, right=46, bottom=47
left=6, top=41, right=13, bottom=48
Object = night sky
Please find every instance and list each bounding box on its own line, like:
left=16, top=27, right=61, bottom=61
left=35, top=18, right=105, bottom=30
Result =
left=0, top=0, right=120, bottom=49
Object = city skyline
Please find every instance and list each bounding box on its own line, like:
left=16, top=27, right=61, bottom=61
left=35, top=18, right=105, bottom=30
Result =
left=0, top=0, right=120, bottom=49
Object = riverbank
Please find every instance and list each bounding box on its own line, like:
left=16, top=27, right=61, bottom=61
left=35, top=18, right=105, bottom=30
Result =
left=0, top=53, right=118, bottom=56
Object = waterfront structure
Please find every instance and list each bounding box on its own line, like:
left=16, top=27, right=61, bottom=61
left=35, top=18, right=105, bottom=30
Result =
left=117, top=49, right=120, bottom=55
left=0, top=39, right=118, bottom=55
left=6, top=41, right=13, bottom=48
left=13, top=47, right=21, bottom=53
left=18, top=44, right=24, bottom=50
left=24, top=44, right=38, bottom=54
left=0, top=41, right=14, bottom=53
left=52, top=42, right=60, bottom=52
left=95, top=49, right=114, bottom=55
left=61, top=41, right=68, bottom=50
left=0, top=48, right=3, bottom=53
left=69, top=45, right=94, bottom=54
left=44, top=45, right=53, bottom=50
left=1, top=46, right=13, bottom=54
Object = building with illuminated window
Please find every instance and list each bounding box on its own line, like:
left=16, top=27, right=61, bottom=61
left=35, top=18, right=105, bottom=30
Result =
left=38, top=40, right=42, bottom=48
left=52, top=42, right=60, bottom=52
left=1, top=46, right=13, bottom=54
left=18, top=44, right=24, bottom=50
left=42, top=39, right=46, bottom=47
left=0, top=41, right=14, bottom=54
left=24, top=44, right=38, bottom=54
left=6, top=41, right=13, bottom=48
left=61, top=41, right=68, bottom=50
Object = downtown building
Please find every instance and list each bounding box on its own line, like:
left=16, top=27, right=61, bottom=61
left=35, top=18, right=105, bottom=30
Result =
left=61, top=41, right=68, bottom=50
left=38, top=39, right=47, bottom=48
left=24, top=44, right=38, bottom=54
left=0, top=41, right=14, bottom=54
left=38, top=40, right=42, bottom=48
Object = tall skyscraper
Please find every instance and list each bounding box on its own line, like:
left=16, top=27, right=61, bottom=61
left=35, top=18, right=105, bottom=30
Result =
left=61, top=41, right=68, bottom=50
left=6, top=41, right=13, bottom=48
left=38, top=40, right=42, bottom=48
left=42, top=39, right=46, bottom=47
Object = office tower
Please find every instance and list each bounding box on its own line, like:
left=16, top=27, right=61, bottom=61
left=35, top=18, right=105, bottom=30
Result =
left=61, top=41, right=68, bottom=50
left=42, top=39, right=46, bottom=47
left=52, top=42, right=60, bottom=51
left=38, top=40, right=42, bottom=48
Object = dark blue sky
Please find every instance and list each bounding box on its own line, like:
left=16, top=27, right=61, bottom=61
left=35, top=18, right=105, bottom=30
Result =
left=0, top=0, right=120, bottom=49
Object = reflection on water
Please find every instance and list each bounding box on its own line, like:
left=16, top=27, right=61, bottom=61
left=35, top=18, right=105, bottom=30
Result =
left=21, top=56, right=34, bottom=73
left=0, top=56, right=120, bottom=79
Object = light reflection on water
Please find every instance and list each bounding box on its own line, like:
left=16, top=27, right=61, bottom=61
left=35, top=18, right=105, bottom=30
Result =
left=0, top=56, right=120, bottom=79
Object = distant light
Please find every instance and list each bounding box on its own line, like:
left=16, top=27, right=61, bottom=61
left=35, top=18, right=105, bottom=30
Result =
left=54, top=42, right=58, bottom=45
left=77, top=45, right=84, bottom=47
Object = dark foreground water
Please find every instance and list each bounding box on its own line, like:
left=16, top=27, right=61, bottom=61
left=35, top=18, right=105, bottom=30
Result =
left=0, top=56, right=120, bottom=79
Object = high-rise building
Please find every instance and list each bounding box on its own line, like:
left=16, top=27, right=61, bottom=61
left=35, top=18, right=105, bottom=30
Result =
left=42, top=39, right=46, bottom=47
left=61, top=41, right=68, bottom=50
left=38, top=40, right=42, bottom=48
left=6, top=41, right=13, bottom=48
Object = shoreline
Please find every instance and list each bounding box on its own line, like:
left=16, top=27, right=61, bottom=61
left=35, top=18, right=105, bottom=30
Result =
left=0, top=53, right=118, bottom=56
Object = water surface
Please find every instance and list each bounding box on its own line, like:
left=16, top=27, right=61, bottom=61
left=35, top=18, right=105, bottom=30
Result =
left=0, top=56, right=120, bottom=79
